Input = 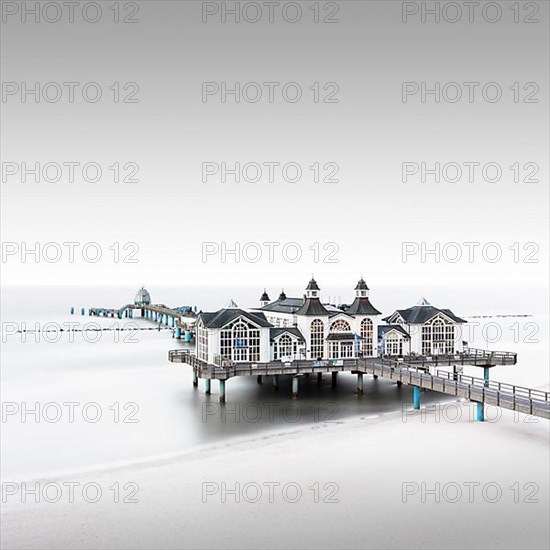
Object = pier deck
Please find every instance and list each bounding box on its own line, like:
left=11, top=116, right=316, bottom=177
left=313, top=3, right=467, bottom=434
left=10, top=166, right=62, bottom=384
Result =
left=168, top=349, right=549, bottom=419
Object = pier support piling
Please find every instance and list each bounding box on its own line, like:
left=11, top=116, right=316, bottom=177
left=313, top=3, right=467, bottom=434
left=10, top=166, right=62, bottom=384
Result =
left=257, top=375, right=262, bottom=384
left=413, top=386, right=421, bottom=410
left=357, top=372, right=363, bottom=394
left=476, top=366, right=490, bottom=422
left=476, top=402, right=484, bottom=422
left=292, top=376, right=299, bottom=398
left=397, top=380, right=403, bottom=387
left=317, top=372, right=323, bottom=382
left=331, top=372, right=338, bottom=387
left=205, top=379, right=211, bottom=395
left=193, top=369, right=198, bottom=387
left=175, top=327, right=182, bottom=339
left=219, top=380, right=226, bottom=403
left=272, top=375, right=279, bottom=390
left=70, top=307, right=74, bottom=315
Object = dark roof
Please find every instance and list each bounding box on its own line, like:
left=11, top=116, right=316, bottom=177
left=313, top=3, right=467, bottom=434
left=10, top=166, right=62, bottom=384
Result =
left=278, top=290, right=287, bottom=301
left=270, top=327, right=305, bottom=341
left=354, top=278, right=369, bottom=291
left=344, top=297, right=381, bottom=316
left=260, top=290, right=270, bottom=301
left=378, top=325, right=410, bottom=339
left=326, top=332, right=360, bottom=341
left=257, top=297, right=304, bottom=314
left=199, top=308, right=272, bottom=329
left=295, top=298, right=329, bottom=316
left=328, top=311, right=355, bottom=319
left=382, top=305, right=466, bottom=324
left=306, top=278, right=320, bottom=291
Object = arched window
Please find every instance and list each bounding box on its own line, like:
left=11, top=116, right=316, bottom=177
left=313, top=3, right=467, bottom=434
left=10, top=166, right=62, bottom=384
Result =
left=361, top=318, right=373, bottom=356
left=422, top=316, right=455, bottom=355
left=275, top=334, right=293, bottom=359
left=310, top=319, right=324, bottom=359
left=330, top=319, right=351, bottom=332
left=220, top=318, right=261, bottom=362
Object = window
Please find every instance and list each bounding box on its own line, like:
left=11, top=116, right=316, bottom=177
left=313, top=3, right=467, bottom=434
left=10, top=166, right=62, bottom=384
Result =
left=361, top=318, right=373, bottom=356
left=386, top=334, right=402, bottom=356
left=330, top=319, right=351, bottom=332
left=220, top=318, right=261, bottom=362
left=341, top=342, right=353, bottom=358
left=422, top=325, right=431, bottom=355
left=197, top=322, right=208, bottom=362
left=274, top=334, right=293, bottom=360
left=445, top=325, right=455, bottom=354
left=310, top=319, right=324, bottom=359
left=422, top=316, right=455, bottom=355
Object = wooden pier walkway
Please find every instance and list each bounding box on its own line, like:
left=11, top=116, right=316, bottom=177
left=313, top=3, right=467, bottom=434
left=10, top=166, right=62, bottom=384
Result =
left=168, top=349, right=549, bottom=420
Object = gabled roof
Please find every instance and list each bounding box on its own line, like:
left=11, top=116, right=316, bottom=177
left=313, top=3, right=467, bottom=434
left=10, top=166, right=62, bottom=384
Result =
left=270, top=327, right=305, bottom=341
left=382, top=305, right=466, bottom=324
left=295, top=298, right=329, bottom=316
left=344, top=297, right=381, bottom=316
left=199, top=309, right=272, bottom=329
left=256, top=297, right=304, bottom=314
left=378, top=324, right=410, bottom=339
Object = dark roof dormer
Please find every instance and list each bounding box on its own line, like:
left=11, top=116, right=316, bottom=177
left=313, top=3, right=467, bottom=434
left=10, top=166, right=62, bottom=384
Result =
left=278, top=290, right=287, bottom=301
left=260, top=289, right=270, bottom=302
left=346, top=278, right=380, bottom=316
left=355, top=277, right=369, bottom=292
left=296, top=277, right=328, bottom=316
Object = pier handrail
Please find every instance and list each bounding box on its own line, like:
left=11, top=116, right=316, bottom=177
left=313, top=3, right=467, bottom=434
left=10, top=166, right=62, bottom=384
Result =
left=435, top=369, right=549, bottom=403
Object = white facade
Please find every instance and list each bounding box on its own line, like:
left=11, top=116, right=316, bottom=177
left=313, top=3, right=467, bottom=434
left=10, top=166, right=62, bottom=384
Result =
left=195, top=284, right=467, bottom=365
left=383, top=300, right=466, bottom=356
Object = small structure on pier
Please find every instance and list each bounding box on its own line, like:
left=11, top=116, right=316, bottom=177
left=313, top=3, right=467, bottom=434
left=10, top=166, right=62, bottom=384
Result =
left=134, top=286, right=151, bottom=306
left=382, top=298, right=466, bottom=356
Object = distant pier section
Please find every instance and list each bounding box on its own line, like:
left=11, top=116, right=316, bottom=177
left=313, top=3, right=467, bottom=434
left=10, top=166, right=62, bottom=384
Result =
left=72, top=287, right=197, bottom=341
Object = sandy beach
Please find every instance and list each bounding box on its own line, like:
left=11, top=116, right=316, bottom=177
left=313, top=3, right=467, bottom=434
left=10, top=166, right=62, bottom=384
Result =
left=2, top=402, right=549, bottom=550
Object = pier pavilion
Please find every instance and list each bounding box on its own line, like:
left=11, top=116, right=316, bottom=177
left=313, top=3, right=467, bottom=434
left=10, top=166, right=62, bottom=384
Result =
left=170, top=277, right=549, bottom=421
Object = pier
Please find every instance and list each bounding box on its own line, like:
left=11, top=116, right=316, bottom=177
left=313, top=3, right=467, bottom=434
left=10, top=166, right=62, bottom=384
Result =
left=73, top=287, right=197, bottom=341
left=168, top=349, right=549, bottom=420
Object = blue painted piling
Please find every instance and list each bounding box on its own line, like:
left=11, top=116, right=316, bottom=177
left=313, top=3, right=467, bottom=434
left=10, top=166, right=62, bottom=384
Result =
left=184, top=331, right=191, bottom=342
left=476, top=367, right=490, bottom=422
left=476, top=402, right=484, bottom=422
left=80, top=308, right=85, bottom=315
left=70, top=307, right=74, bottom=315
left=413, top=386, right=421, bottom=410
left=175, top=327, right=182, bottom=339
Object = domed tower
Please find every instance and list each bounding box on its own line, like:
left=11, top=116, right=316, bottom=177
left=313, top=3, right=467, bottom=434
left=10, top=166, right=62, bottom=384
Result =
left=134, top=286, right=151, bottom=306
left=260, top=289, right=270, bottom=307
left=355, top=277, right=369, bottom=298
left=278, top=289, right=287, bottom=301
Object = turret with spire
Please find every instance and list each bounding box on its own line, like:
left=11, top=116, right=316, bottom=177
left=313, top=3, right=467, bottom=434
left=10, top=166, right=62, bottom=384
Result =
left=260, top=289, right=270, bottom=307
left=345, top=276, right=381, bottom=316
left=295, top=277, right=328, bottom=316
